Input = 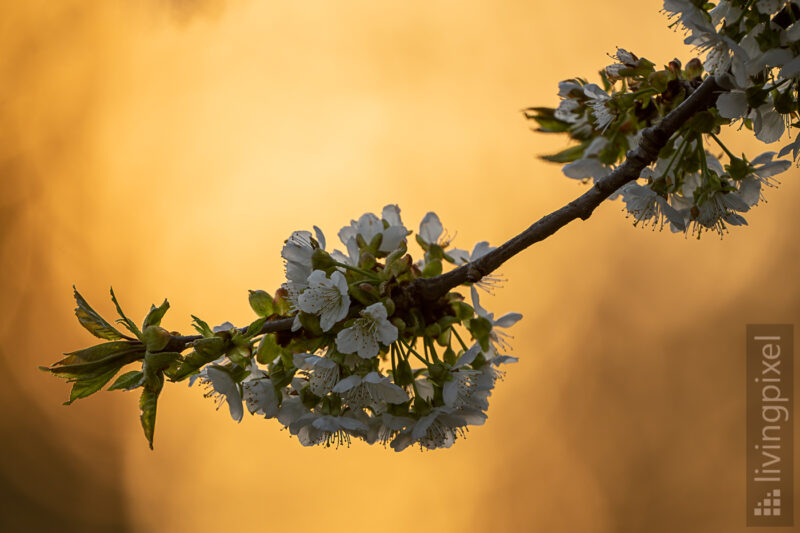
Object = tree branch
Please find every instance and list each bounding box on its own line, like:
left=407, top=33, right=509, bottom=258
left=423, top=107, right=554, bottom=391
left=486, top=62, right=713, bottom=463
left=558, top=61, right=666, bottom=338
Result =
left=407, top=75, right=722, bottom=304
left=161, top=76, right=723, bottom=350
left=164, top=317, right=296, bottom=352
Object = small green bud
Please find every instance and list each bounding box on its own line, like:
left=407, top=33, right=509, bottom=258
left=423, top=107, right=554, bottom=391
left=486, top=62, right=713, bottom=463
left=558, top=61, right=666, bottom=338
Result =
left=667, top=59, right=681, bottom=75
left=383, top=297, right=396, bottom=316
left=425, top=323, right=441, bottom=339
left=443, top=346, right=457, bottom=365
left=685, top=57, right=703, bottom=80
left=391, top=317, right=407, bottom=333
left=358, top=282, right=379, bottom=299
left=437, top=327, right=451, bottom=347
left=248, top=290, right=275, bottom=317
left=648, top=70, right=671, bottom=93
left=142, top=325, right=170, bottom=352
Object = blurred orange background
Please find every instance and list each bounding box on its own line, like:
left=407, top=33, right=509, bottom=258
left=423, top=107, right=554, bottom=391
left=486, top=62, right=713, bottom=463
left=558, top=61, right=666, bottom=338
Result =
left=1, top=1, right=798, bottom=532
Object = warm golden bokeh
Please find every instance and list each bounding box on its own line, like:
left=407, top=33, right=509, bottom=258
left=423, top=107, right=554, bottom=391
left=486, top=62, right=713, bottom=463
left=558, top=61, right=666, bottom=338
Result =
left=1, top=1, right=798, bottom=531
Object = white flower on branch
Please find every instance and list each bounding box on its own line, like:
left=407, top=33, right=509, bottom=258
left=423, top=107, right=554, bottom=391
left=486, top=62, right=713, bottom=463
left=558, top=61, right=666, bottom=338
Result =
left=419, top=212, right=445, bottom=246
left=243, top=378, right=280, bottom=419
left=738, top=152, right=792, bottom=207
left=583, top=84, right=615, bottom=131
left=335, top=302, right=398, bottom=358
left=281, top=227, right=326, bottom=330
left=198, top=366, right=243, bottom=422
left=449, top=241, right=493, bottom=265
left=620, top=182, right=686, bottom=232
left=297, top=270, right=350, bottom=331
left=294, top=352, right=341, bottom=396
left=332, top=371, right=409, bottom=411
left=471, top=287, right=523, bottom=356
left=390, top=406, right=487, bottom=451
left=290, top=412, right=368, bottom=448
left=338, top=204, right=408, bottom=254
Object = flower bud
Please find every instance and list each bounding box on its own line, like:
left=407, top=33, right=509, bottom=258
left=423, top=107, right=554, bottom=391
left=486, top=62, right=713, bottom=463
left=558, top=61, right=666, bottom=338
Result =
left=647, top=70, right=672, bottom=93
left=425, top=323, right=441, bottom=339
left=391, top=317, right=406, bottom=333
left=383, top=297, right=396, bottom=316
left=358, top=282, right=379, bottom=299
left=142, top=325, right=170, bottom=352
left=685, top=58, right=703, bottom=80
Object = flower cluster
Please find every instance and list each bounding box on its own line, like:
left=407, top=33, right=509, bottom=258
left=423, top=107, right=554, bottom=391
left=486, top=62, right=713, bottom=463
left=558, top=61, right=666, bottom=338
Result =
left=193, top=206, right=521, bottom=451
left=526, top=0, right=799, bottom=237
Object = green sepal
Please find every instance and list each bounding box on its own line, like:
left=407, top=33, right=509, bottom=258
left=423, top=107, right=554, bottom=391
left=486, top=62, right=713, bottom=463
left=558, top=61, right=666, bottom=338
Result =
left=466, top=316, right=493, bottom=352
left=452, top=301, right=474, bottom=321
left=73, top=287, right=125, bottom=340
left=421, top=259, right=443, bottom=278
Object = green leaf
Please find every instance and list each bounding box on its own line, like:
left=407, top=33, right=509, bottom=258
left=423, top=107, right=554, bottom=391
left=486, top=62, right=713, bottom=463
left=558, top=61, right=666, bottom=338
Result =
left=540, top=142, right=590, bottom=164
left=73, top=287, right=125, bottom=340
left=110, top=287, right=142, bottom=339
left=64, top=365, right=123, bottom=405
left=108, top=370, right=145, bottom=391
left=191, top=315, right=213, bottom=337
left=523, top=107, right=571, bottom=133
left=143, top=299, right=170, bottom=329
left=49, top=342, right=145, bottom=378
left=139, top=374, right=164, bottom=449
left=248, top=290, right=275, bottom=317
left=256, top=333, right=281, bottom=365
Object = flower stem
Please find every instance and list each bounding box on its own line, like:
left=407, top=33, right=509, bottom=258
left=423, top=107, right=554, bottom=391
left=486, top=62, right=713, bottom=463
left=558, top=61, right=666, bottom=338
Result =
left=334, top=261, right=380, bottom=281
left=708, top=132, right=736, bottom=160
left=659, top=131, right=690, bottom=180
left=426, top=338, right=441, bottom=364
left=451, top=328, right=469, bottom=351
left=398, top=338, right=428, bottom=365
